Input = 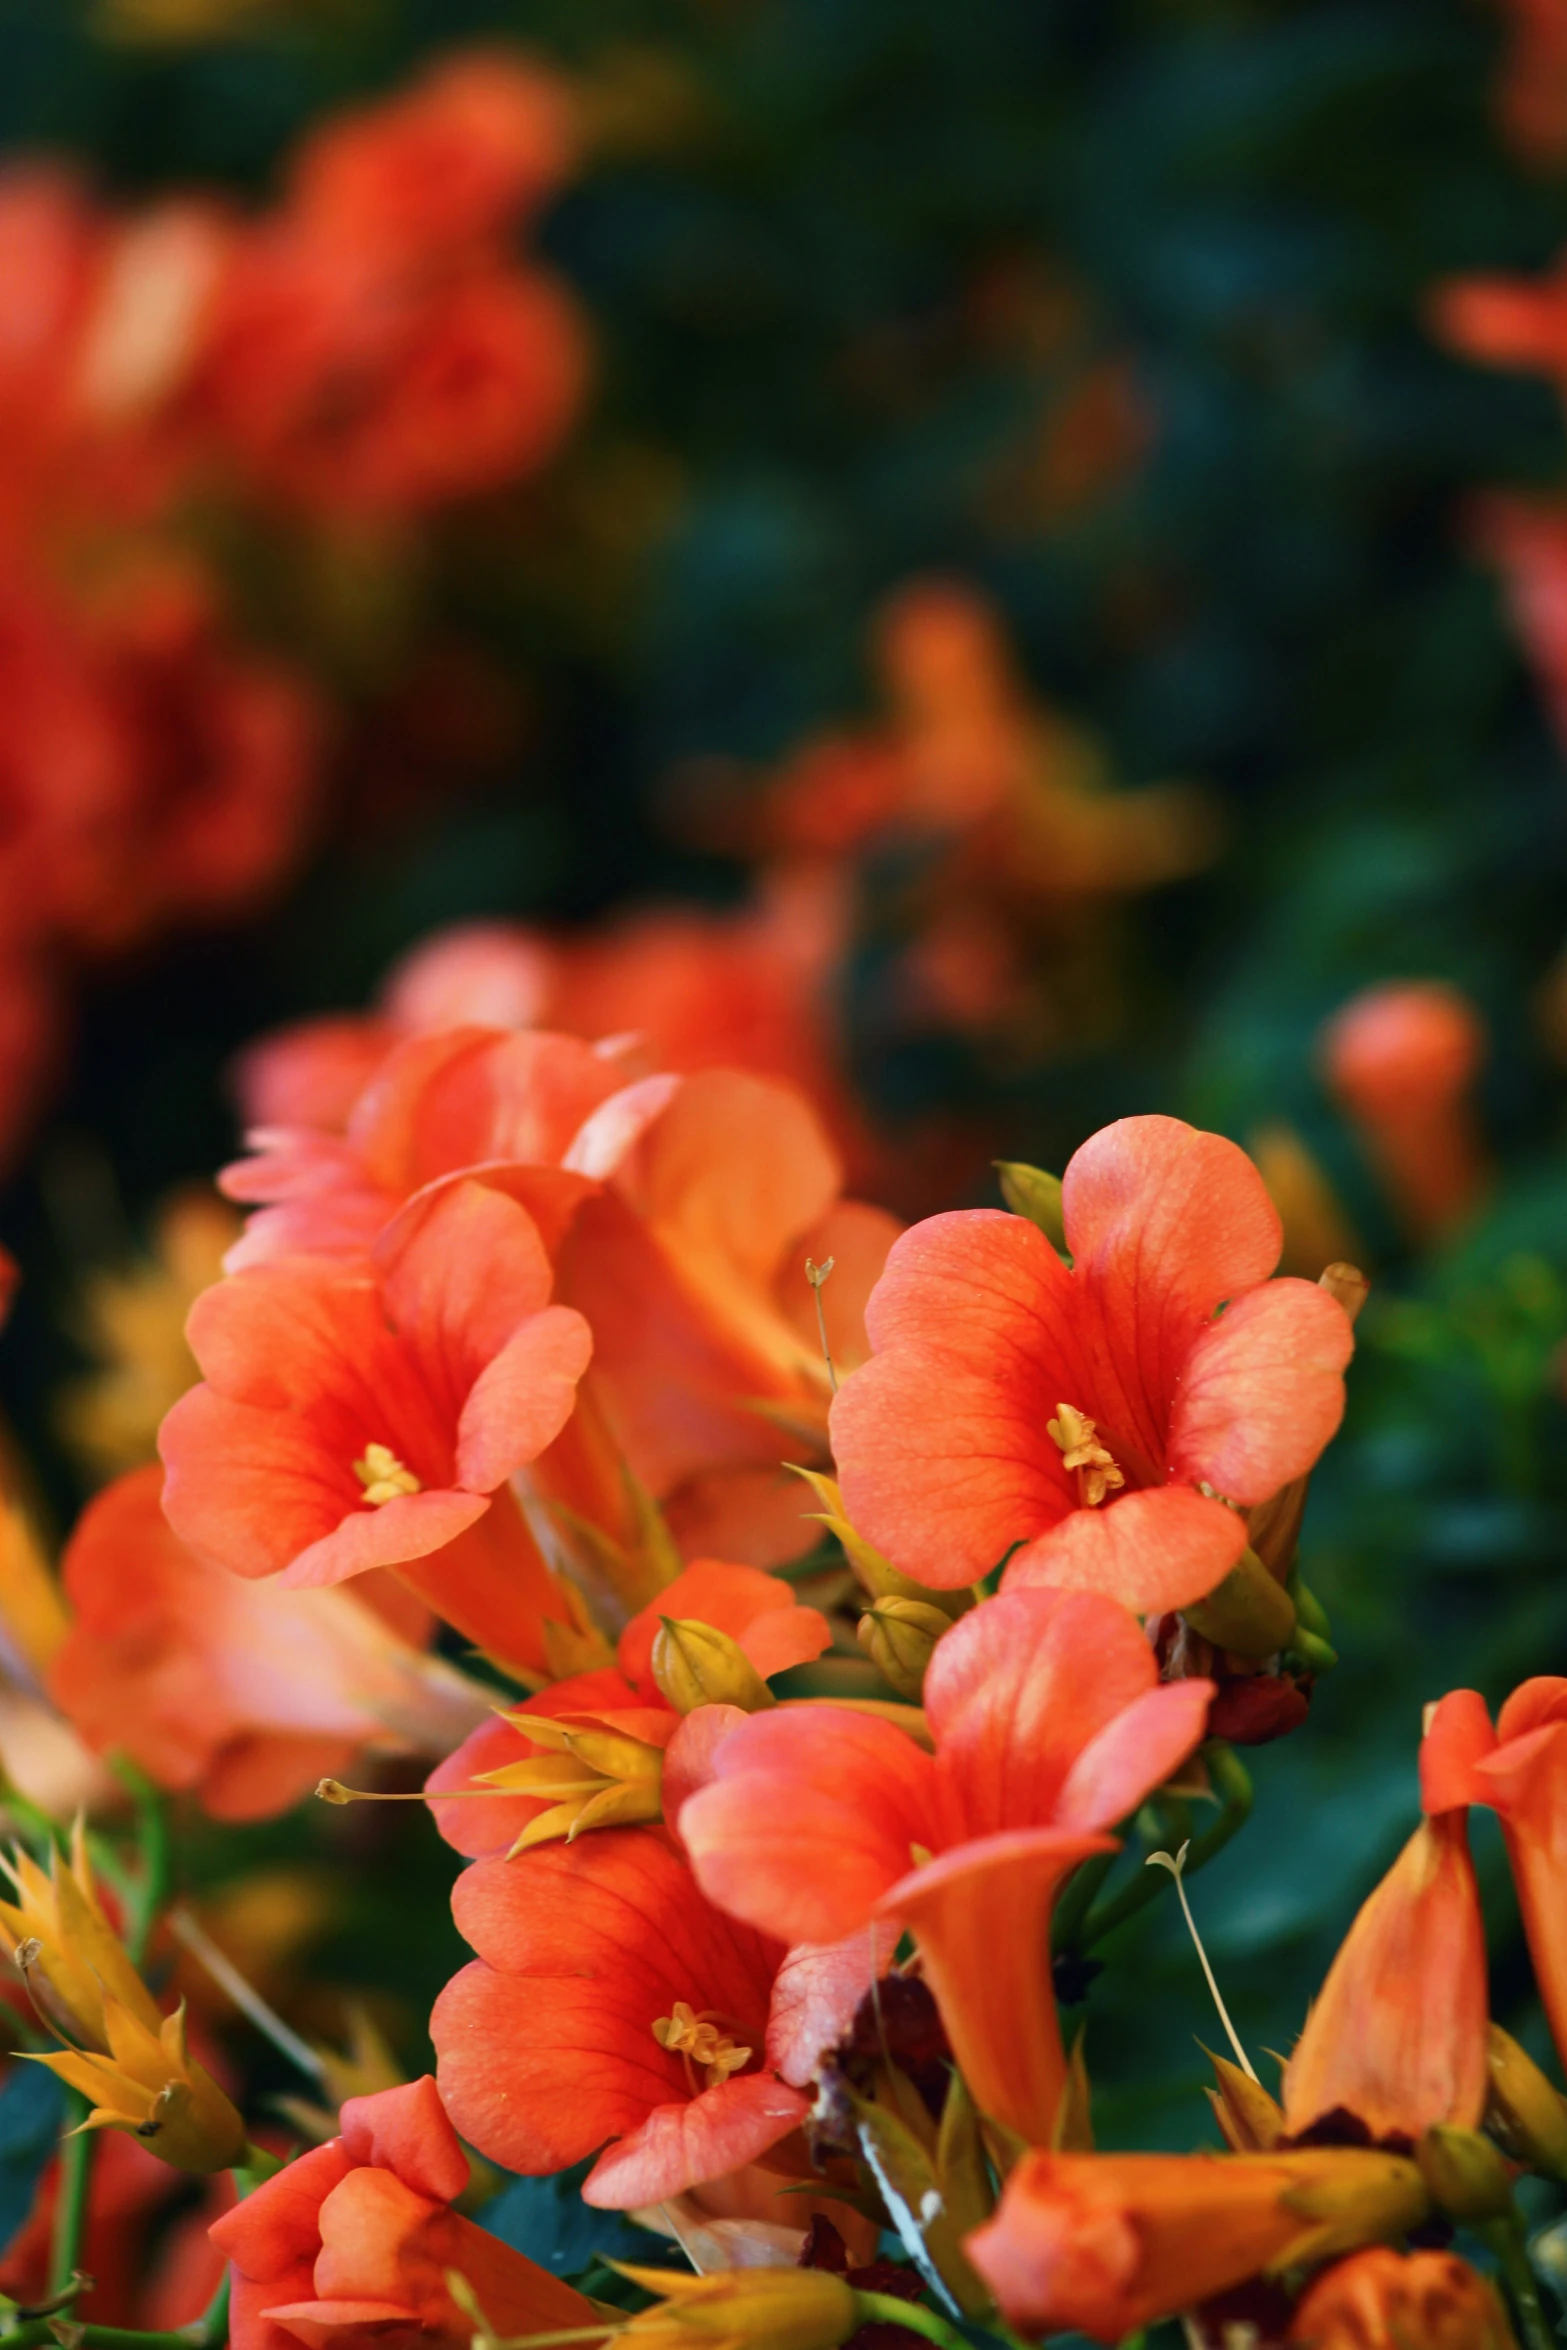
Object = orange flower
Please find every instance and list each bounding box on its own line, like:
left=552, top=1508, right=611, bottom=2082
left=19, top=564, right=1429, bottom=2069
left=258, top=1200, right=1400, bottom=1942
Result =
left=210, top=2076, right=604, bottom=2350
left=287, top=49, right=577, bottom=261
left=431, top=1827, right=883, bottom=2211
left=51, top=1465, right=491, bottom=1821
left=1287, top=2247, right=1518, bottom=2347
left=1280, top=1811, right=1489, bottom=2144
left=547, top=1065, right=899, bottom=1565
left=1423, top=1679, right=1567, bottom=2072
left=1319, top=982, right=1489, bottom=1243
left=830, top=1113, right=1354, bottom=1610
left=159, top=1177, right=591, bottom=1671
left=221, top=1024, right=624, bottom=1270
left=964, top=2147, right=1430, bottom=2344
left=186, top=49, right=587, bottom=521
left=682, top=1585, right=1212, bottom=2140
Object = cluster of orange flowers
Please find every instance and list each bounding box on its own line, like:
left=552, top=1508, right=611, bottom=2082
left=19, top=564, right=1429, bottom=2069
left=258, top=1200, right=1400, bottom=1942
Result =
left=0, top=44, right=585, bottom=1167
left=0, top=924, right=1547, bottom=2350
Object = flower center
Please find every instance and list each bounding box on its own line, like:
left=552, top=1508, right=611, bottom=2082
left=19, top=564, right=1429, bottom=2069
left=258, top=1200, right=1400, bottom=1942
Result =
left=652, top=2000, right=753, bottom=2091
left=1047, top=1403, right=1124, bottom=1508
left=353, top=1443, right=422, bottom=1506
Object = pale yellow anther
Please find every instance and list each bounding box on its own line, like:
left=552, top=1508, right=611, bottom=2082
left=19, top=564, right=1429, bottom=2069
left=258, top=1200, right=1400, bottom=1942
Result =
left=1046, top=1402, right=1125, bottom=1508
left=652, top=2000, right=753, bottom=2090
left=353, top=1442, right=422, bottom=1506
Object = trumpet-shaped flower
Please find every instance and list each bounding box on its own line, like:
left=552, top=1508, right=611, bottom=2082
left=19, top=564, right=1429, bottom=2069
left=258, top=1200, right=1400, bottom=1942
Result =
left=964, top=2148, right=1430, bottom=2345
left=1280, top=1811, right=1489, bottom=2144
left=681, top=1585, right=1213, bottom=2139
left=829, top=1115, right=1354, bottom=1608
left=51, top=1466, right=492, bottom=1822
left=1422, top=1679, right=1567, bottom=2071
left=431, top=1826, right=884, bottom=2210
left=210, top=2075, right=602, bottom=2350
left=159, top=1179, right=591, bottom=1671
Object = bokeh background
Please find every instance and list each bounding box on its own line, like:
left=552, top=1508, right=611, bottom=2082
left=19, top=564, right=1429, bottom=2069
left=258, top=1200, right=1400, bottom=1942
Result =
left=0, top=0, right=1565, bottom=2253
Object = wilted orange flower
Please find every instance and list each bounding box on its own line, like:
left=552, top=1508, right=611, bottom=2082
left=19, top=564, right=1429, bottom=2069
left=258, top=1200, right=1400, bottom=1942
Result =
left=830, top=1113, right=1353, bottom=1610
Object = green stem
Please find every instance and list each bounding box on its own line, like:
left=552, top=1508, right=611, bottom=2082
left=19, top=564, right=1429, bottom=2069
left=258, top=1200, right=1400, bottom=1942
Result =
left=1078, top=1745, right=1254, bottom=1953
left=194, top=2269, right=230, bottom=2348
left=109, top=1760, right=169, bottom=1968
left=1484, top=2215, right=1555, bottom=2350
left=49, top=2105, right=95, bottom=2298
left=851, top=2293, right=987, bottom=2350
left=1050, top=1850, right=1116, bottom=1955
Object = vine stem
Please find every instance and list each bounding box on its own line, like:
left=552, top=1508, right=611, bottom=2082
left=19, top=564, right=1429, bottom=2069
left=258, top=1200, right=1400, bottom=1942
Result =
left=108, top=1758, right=169, bottom=1969
left=48, top=2106, right=94, bottom=2299
left=852, top=2292, right=985, bottom=2350
left=1484, top=2215, right=1555, bottom=2350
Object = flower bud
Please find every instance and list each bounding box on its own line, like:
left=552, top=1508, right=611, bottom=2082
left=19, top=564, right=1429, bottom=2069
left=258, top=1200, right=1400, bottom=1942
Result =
left=995, top=1161, right=1067, bottom=1254
left=1181, top=1546, right=1297, bottom=1660
left=613, top=2264, right=860, bottom=2350
left=1275, top=2147, right=1433, bottom=2265
left=1286, top=2247, right=1518, bottom=2348
left=479, top=1710, right=669, bottom=1853
left=1320, top=1261, right=1371, bottom=1327
left=1205, top=2048, right=1284, bottom=2151
left=1416, top=2124, right=1515, bottom=2222
left=857, top=1598, right=951, bottom=1700
left=651, top=1618, right=776, bottom=1715
left=31, top=1998, right=247, bottom=2174
left=1485, top=2022, right=1567, bottom=2181
left=1320, top=981, right=1490, bottom=1243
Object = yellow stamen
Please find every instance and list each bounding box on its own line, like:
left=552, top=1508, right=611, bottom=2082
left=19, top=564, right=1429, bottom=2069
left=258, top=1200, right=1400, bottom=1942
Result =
left=651, top=2000, right=753, bottom=2090
left=1046, top=1402, right=1124, bottom=1508
left=353, top=1442, right=422, bottom=1506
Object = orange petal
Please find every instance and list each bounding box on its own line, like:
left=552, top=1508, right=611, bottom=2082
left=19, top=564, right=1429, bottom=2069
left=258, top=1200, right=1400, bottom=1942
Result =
left=582, top=2075, right=809, bottom=2209
left=1168, top=1278, right=1353, bottom=1505
left=883, top=1829, right=1114, bottom=2143
left=1282, top=1815, right=1488, bottom=2140
left=1001, top=1484, right=1247, bottom=1614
